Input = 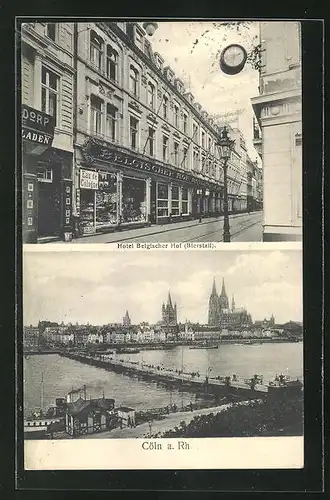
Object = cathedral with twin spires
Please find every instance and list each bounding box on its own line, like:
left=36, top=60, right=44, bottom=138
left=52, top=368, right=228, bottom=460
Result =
left=208, top=278, right=253, bottom=328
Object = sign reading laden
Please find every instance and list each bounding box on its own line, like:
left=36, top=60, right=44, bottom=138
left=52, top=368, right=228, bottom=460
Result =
left=80, top=169, right=99, bottom=190
left=21, top=105, right=55, bottom=150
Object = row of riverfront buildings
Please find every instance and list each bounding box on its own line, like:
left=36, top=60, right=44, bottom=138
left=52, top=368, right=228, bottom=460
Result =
left=24, top=279, right=298, bottom=349
left=21, top=20, right=263, bottom=243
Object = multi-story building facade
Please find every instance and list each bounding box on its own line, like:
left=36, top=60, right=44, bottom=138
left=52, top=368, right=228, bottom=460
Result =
left=72, top=21, right=243, bottom=236
left=21, top=22, right=75, bottom=242
left=251, top=21, right=302, bottom=241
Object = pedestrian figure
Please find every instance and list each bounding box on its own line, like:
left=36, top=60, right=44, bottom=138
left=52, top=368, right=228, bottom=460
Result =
left=190, top=401, right=193, bottom=412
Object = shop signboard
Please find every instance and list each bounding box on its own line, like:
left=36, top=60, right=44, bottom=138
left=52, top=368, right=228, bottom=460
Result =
left=22, top=105, right=55, bottom=154
left=80, top=169, right=99, bottom=190
left=81, top=139, right=221, bottom=192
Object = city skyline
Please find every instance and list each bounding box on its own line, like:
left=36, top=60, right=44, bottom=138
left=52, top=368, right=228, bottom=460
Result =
left=23, top=250, right=302, bottom=326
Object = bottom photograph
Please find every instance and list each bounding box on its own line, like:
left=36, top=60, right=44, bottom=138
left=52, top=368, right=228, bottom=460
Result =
left=22, top=248, right=303, bottom=446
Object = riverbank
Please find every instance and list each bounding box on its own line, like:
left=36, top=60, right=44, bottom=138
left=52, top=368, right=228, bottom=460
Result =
left=80, top=401, right=236, bottom=439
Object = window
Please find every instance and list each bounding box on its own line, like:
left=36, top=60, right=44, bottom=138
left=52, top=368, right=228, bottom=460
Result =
left=208, top=137, right=212, bottom=151
left=162, top=135, right=168, bottom=161
left=201, top=131, right=205, bottom=149
left=173, top=141, right=179, bottom=166
left=46, top=23, right=56, bottom=41
left=174, top=104, right=179, bottom=128
left=201, top=155, right=206, bottom=173
left=147, top=127, right=155, bottom=156
left=130, top=116, right=139, bottom=150
left=106, top=46, right=118, bottom=81
left=162, top=95, right=168, bottom=119
left=193, top=149, right=199, bottom=171
left=157, top=183, right=169, bottom=217
left=182, top=187, right=188, bottom=214
left=106, top=103, right=117, bottom=141
left=147, top=82, right=155, bottom=109
left=182, top=146, right=188, bottom=169
left=41, top=67, right=59, bottom=125
left=192, top=123, right=198, bottom=143
left=183, top=113, right=188, bottom=134
left=90, top=95, right=103, bottom=135
left=135, top=31, right=143, bottom=49
left=171, top=185, right=180, bottom=215
left=90, top=31, right=103, bottom=71
left=129, top=66, right=139, bottom=96
left=37, top=165, right=53, bottom=183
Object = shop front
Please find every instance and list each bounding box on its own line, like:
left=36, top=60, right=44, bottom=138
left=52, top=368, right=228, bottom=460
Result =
left=22, top=105, right=74, bottom=243
left=76, top=168, right=149, bottom=235
left=76, top=138, right=222, bottom=234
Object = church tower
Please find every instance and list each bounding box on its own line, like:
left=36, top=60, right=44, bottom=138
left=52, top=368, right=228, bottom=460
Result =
left=219, top=278, right=229, bottom=310
left=162, top=291, right=178, bottom=325
left=231, top=295, right=235, bottom=312
left=123, top=310, right=131, bottom=327
left=208, top=277, right=221, bottom=325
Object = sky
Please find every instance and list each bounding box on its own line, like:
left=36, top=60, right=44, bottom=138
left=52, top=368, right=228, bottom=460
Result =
left=23, top=249, right=302, bottom=326
left=142, top=21, right=260, bottom=161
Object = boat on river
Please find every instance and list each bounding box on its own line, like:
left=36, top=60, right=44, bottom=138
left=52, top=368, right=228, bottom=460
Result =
left=116, top=347, right=140, bottom=354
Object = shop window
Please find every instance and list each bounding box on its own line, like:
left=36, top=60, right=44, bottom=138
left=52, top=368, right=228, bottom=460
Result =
left=106, top=103, right=117, bottom=141
left=46, top=23, right=57, bottom=41
left=163, top=95, right=168, bottom=119
left=171, top=185, right=180, bottom=216
left=90, top=30, right=104, bottom=71
left=182, top=187, right=188, bottom=214
left=162, top=135, right=168, bottom=161
left=37, top=165, right=53, bottom=183
left=41, top=67, right=59, bottom=126
left=183, top=113, right=188, bottom=134
left=157, top=183, right=169, bottom=217
left=79, top=189, right=95, bottom=234
left=130, top=116, right=139, bottom=150
left=121, top=177, right=147, bottom=223
left=174, top=104, right=180, bottom=128
left=129, top=65, right=139, bottom=97
left=96, top=172, right=118, bottom=227
left=172, top=141, right=179, bottom=166
left=90, top=95, right=103, bottom=136
left=106, top=46, right=118, bottom=82
left=147, top=82, right=155, bottom=109
left=147, top=127, right=155, bottom=156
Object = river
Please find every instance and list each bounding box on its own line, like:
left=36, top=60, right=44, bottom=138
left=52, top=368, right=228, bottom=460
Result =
left=23, top=342, right=303, bottom=415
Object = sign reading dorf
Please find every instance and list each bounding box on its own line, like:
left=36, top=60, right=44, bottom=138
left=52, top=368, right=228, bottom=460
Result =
left=22, top=105, right=55, bottom=149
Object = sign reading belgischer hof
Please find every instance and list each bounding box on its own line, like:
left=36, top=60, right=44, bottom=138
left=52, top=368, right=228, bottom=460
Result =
left=22, top=105, right=55, bottom=154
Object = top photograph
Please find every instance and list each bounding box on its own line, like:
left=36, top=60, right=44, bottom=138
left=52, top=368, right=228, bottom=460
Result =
left=20, top=20, right=302, bottom=244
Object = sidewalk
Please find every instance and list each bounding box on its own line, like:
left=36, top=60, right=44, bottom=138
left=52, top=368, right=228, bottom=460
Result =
left=50, top=211, right=261, bottom=244
left=82, top=402, right=234, bottom=439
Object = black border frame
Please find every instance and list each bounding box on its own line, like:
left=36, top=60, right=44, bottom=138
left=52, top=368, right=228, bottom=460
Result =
left=7, top=14, right=324, bottom=494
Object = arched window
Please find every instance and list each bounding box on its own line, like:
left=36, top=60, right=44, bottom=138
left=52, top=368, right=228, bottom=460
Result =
left=90, top=31, right=104, bottom=71
left=129, top=65, right=139, bottom=97
left=106, top=46, right=118, bottom=82
left=147, top=82, right=155, bottom=109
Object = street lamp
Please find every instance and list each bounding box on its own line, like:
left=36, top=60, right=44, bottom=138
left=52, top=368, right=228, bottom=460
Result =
left=216, top=126, right=235, bottom=242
